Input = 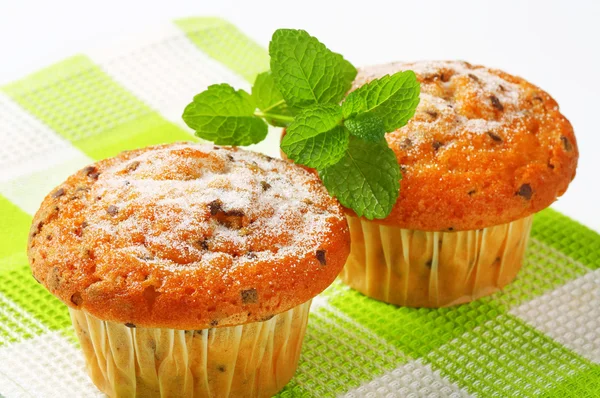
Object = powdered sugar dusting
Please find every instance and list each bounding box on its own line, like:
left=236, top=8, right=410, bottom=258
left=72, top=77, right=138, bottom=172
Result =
left=82, top=143, right=344, bottom=275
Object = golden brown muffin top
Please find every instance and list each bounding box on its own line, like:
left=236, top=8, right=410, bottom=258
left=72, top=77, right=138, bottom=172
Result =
left=28, top=143, right=350, bottom=330
left=353, top=61, right=578, bottom=230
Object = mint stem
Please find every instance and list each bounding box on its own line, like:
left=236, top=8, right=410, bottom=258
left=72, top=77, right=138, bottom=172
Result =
left=255, top=111, right=295, bottom=123
left=261, top=99, right=286, bottom=113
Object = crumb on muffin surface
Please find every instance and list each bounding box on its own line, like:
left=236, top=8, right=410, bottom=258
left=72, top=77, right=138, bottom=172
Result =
left=353, top=61, right=578, bottom=231
left=28, top=143, right=350, bottom=330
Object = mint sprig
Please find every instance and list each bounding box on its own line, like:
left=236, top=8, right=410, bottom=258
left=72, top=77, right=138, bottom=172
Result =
left=182, top=29, right=420, bottom=219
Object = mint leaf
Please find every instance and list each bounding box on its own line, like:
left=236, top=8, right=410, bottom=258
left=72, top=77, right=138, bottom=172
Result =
left=281, top=104, right=348, bottom=169
left=183, top=84, right=267, bottom=146
left=342, top=71, right=420, bottom=131
left=345, top=113, right=386, bottom=142
left=320, top=136, right=401, bottom=219
left=252, top=71, right=294, bottom=127
left=269, top=29, right=357, bottom=109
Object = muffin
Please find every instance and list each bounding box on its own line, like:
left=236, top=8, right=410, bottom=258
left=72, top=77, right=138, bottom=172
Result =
left=27, top=143, right=350, bottom=397
left=339, top=61, right=578, bottom=307
left=282, top=60, right=578, bottom=307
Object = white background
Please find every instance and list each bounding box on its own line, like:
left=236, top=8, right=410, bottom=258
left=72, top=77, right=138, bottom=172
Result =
left=0, top=0, right=598, bottom=232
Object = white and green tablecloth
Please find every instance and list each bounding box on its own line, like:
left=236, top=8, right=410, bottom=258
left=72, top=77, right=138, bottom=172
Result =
left=0, top=17, right=598, bottom=397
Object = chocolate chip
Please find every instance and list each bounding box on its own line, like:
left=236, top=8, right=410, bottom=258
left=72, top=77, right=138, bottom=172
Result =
left=498, top=84, right=506, bottom=92
left=196, top=239, right=209, bottom=250
left=126, top=161, right=140, bottom=172
left=548, top=162, right=555, bottom=170
left=260, top=181, right=272, bottom=191
left=560, top=136, right=572, bottom=151
left=490, top=95, right=504, bottom=111
left=447, top=227, right=454, bottom=232
left=432, top=141, right=444, bottom=151
left=107, top=205, right=119, bottom=216
left=425, top=110, right=439, bottom=120
left=52, top=188, right=65, bottom=199
left=246, top=252, right=257, bottom=260
left=400, top=138, right=412, bottom=149
left=84, top=166, right=100, bottom=180
left=217, top=365, right=226, bottom=373
left=70, top=292, right=83, bottom=306
left=208, top=200, right=223, bottom=216
left=46, top=234, right=52, bottom=241
left=241, top=288, right=258, bottom=304
left=516, top=184, right=532, bottom=200
left=468, top=189, right=477, bottom=196
left=468, top=73, right=480, bottom=83
left=213, top=146, right=221, bottom=151
left=226, top=154, right=235, bottom=162
left=124, top=323, right=136, bottom=328
left=227, top=209, right=245, bottom=217
left=487, top=131, right=503, bottom=143
left=316, top=249, right=327, bottom=266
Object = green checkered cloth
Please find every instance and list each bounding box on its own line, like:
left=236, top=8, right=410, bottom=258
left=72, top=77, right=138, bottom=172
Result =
left=0, top=17, right=598, bottom=398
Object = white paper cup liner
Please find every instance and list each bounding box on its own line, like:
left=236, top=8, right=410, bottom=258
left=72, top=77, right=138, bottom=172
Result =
left=340, top=215, right=534, bottom=307
left=69, top=299, right=312, bottom=397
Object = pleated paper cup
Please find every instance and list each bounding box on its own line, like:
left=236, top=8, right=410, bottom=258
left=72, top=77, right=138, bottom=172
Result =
left=69, top=300, right=312, bottom=398
left=340, top=215, right=533, bottom=307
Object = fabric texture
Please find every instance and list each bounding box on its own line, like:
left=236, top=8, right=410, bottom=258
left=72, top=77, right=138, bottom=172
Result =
left=0, top=17, right=598, bottom=397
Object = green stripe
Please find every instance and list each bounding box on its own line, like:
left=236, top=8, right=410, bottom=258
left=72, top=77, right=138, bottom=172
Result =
left=326, top=281, right=504, bottom=358
left=175, top=17, right=269, bottom=83
left=2, top=55, right=194, bottom=161
left=0, top=195, right=31, bottom=263
left=533, top=208, right=600, bottom=270
left=0, top=292, right=47, bottom=346
left=277, top=303, right=404, bottom=397
left=426, top=314, right=600, bottom=397
left=542, top=366, right=600, bottom=398
left=0, top=264, right=71, bottom=332
left=498, top=237, right=588, bottom=307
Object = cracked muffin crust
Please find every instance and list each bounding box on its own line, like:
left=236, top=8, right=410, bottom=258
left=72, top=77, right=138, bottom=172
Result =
left=354, top=61, right=578, bottom=230
left=28, top=143, right=350, bottom=329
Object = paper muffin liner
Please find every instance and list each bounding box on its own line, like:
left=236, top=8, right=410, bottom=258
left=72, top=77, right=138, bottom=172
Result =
left=69, top=300, right=311, bottom=398
left=340, top=215, right=534, bottom=307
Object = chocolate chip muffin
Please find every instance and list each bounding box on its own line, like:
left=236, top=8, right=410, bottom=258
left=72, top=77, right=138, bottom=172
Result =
left=340, top=61, right=578, bottom=307
left=28, top=143, right=350, bottom=397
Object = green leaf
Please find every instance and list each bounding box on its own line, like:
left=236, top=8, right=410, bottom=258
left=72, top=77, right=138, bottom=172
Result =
left=319, top=136, right=401, bottom=219
left=269, top=29, right=357, bottom=109
left=182, top=84, right=268, bottom=146
left=252, top=71, right=294, bottom=127
left=344, top=113, right=386, bottom=142
left=281, top=104, right=348, bottom=169
left=342, top=70, right=420, bottom=132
